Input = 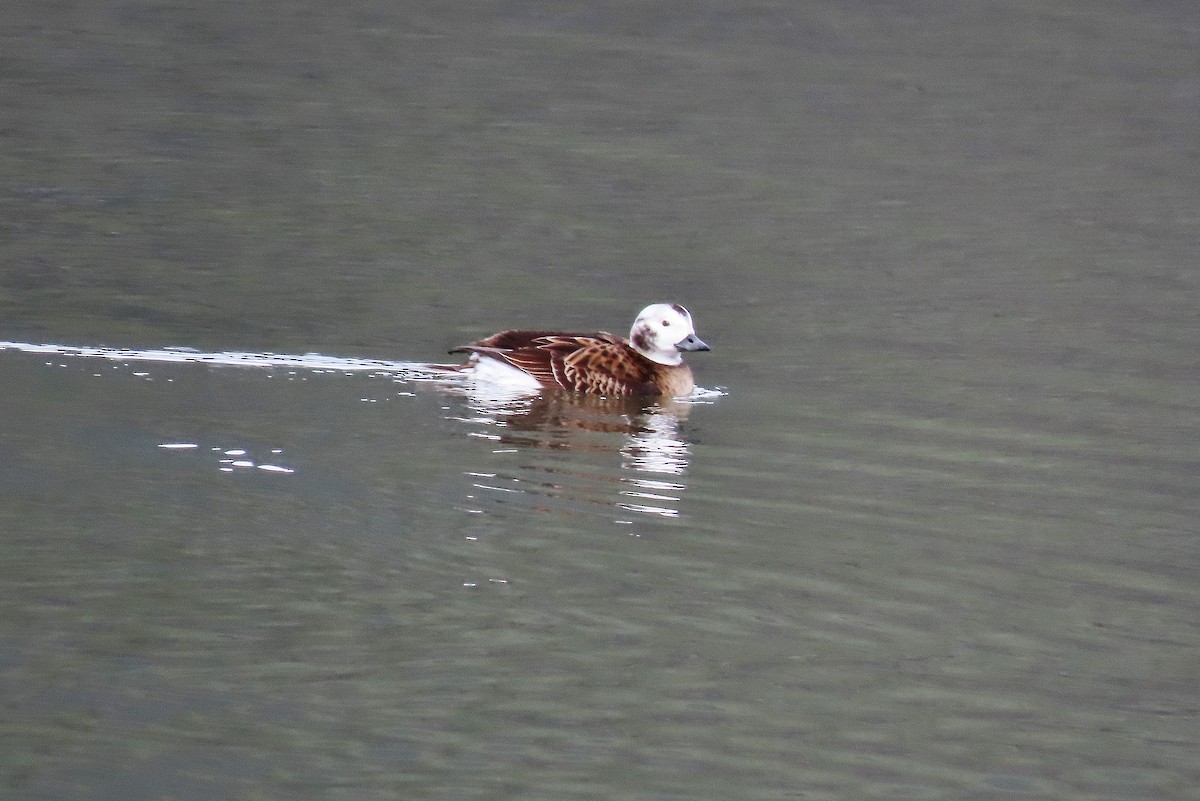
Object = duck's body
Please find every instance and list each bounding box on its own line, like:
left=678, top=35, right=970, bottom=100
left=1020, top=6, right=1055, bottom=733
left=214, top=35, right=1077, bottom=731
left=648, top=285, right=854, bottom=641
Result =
left=450, top=303, right=709, bottom=398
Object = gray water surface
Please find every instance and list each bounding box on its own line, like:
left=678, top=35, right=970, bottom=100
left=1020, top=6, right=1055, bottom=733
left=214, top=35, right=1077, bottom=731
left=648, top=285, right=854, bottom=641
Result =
left=3, top=2, right=1199, bottom=799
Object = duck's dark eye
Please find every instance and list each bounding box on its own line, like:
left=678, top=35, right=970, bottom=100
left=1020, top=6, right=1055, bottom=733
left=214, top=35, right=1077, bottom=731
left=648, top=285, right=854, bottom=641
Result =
left=661, top=320, right=670, bottom=327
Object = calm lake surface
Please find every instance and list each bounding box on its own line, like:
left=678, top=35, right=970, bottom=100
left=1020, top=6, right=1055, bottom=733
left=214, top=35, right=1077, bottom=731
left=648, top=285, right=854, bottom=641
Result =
left=3, top=2, right=1199, bottom=799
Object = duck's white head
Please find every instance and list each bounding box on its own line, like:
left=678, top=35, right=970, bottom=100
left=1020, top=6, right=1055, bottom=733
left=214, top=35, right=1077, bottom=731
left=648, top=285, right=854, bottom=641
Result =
left=629, top=303, right=710, bottom=366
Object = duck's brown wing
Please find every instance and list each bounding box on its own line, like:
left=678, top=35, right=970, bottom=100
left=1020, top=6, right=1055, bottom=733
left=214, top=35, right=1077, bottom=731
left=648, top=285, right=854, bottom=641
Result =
left=556, top=339, right=659, bottom=395
left=451, top=331, right=656, bottom=395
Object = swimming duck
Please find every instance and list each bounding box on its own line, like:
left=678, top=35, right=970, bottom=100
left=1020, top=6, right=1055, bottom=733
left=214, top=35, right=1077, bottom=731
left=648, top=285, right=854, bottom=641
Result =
left=449, top=303, right=710, bottom=397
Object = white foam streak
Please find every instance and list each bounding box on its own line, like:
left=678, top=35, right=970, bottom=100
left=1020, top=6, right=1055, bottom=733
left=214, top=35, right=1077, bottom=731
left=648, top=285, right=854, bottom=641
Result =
left=0, top=341, right=437, bottom=378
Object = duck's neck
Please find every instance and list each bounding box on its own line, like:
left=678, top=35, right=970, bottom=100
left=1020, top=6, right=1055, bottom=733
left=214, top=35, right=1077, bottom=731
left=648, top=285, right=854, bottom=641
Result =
left=655, top=363, right=695, bottom=397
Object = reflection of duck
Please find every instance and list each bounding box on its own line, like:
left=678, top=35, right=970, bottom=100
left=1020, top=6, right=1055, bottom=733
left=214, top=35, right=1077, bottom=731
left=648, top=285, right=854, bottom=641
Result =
left=465, top=391, right=693, bottom=442
left=448, top=303, right=709, bottom=398
left=448, top=390, right=696, bottom=520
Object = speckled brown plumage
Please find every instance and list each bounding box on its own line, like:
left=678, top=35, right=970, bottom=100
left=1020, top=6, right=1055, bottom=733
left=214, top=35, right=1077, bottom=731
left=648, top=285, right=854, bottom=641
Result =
left=450, top=330, right=698, bottom=397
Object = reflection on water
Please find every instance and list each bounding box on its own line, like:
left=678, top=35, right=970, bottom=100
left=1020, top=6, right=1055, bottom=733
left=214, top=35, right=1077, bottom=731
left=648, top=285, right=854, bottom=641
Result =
left=443, top=379, right=722, bottom=522
left=157, top=442, right=296, bottom=474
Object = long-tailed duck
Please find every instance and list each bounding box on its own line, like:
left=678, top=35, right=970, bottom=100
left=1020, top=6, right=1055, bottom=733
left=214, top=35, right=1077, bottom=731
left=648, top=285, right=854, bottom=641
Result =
left=449, top=303, right=710, bottom=397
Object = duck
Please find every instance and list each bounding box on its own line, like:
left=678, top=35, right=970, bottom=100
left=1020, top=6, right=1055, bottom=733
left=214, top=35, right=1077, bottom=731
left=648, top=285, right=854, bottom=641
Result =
left=449, top=303, right=710, bottom=397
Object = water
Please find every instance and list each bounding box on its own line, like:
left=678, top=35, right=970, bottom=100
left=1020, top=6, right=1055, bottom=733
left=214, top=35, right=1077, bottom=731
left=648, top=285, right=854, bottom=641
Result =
left=4, top=2, right=1200, bottom=799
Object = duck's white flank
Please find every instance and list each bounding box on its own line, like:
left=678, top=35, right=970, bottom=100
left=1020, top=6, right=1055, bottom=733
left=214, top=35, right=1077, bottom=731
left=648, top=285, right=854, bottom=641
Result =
left=461, top=352, right=544, bottom=391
